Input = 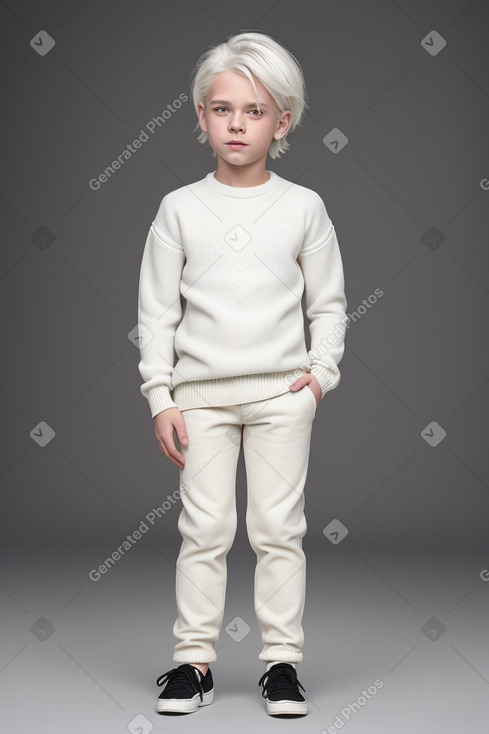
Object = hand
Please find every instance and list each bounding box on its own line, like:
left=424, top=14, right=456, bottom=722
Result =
left=289, top=374, right=322, bottom=407
left=154, top=407, right=189, bottom=469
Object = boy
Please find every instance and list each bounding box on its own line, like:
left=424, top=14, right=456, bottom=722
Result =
left=137, top=30, right=347, bottom=717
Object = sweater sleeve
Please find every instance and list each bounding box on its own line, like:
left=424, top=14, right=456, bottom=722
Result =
left=137, top=197, right=186, bottom=418
left=298, top=193, right=348, bottom=398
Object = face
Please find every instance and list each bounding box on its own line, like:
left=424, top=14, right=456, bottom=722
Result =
left=197, top=70, right=291, bottom=170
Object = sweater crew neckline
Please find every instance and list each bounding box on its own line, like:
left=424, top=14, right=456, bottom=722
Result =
left=205, top=170, right=277, bottom=198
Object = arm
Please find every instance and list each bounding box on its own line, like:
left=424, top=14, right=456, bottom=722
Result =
left=137, top=197, right=186, bottom=418
left=298, top=194, right=348, bottom=398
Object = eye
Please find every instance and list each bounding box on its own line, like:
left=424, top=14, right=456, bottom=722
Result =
left=249, top=109, right=263, bottom=116
left=213, top=107, right=227, bottom=113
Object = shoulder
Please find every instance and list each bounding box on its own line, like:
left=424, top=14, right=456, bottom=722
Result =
left=156, top=174, right=207, bottom=211
left=152, top=175, right=207, bottom=237
left=274, top=177, right=335, bottom=253
left=274, top=173, right=329, bottom=213
left=150, top=180, right=198, bottom=248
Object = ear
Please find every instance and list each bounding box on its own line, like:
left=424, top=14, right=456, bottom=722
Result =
left=198, top=101, right=208, bottom=133
left=273, top=110, right=292, bottom=140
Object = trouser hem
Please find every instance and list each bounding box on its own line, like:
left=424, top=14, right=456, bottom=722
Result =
left=259, top=647, right=303, bottom=664
left=173, top=649, right=217, bottom=664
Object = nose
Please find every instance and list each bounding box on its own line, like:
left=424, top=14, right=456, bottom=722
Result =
left=228, top=112, right=245, bottom=133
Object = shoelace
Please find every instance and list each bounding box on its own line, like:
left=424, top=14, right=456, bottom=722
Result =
left=258, top=664, right=306, bottom=698
left=156, top=665, right=204, bottom=702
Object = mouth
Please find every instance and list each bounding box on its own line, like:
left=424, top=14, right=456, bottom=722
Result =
left=226, top=141, right=248, bottom=149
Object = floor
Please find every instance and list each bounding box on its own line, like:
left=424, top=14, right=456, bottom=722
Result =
left=1, top=544, right=488, bottom=733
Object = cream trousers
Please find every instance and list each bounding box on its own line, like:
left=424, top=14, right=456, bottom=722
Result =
left=172, top=384, right=317, bottom=664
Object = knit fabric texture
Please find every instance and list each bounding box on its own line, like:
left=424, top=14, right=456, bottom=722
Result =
left=138, top=169, right=347, bottom=417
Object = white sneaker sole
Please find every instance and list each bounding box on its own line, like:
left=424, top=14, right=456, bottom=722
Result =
left=266, top=698, right=308, bottom=716
left=156, top=688, right=214, bottom=713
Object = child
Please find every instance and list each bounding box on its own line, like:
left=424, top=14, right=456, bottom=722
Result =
left=137, top=30, right=347, bottom=717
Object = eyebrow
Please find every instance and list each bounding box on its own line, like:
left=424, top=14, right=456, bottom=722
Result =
left=209, top=99, right=269, bottom=109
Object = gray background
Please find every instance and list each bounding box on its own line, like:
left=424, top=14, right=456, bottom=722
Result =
left=1, top=0, right=488, bottom=732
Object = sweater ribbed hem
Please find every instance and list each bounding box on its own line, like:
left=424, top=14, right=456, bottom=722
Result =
left=146, top=364, right=342, bottom=417
left=172, top=369, right=308, bottom=411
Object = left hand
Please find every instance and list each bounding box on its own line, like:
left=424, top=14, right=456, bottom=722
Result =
left=289, top=374, right=322, bottom=407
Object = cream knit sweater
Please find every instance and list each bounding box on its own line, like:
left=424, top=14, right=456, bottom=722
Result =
left=138, top=169, right=347, bottom=418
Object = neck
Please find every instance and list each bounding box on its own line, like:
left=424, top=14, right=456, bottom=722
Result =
left=213, top=158, right=270, bottom=188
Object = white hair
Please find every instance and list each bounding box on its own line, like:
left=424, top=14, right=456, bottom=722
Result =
left=189, top=30, right=309, bottom=159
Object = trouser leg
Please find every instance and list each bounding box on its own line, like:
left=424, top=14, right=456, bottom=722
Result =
left=172, top=404, right=241, bottom=663
left=242, top=387, right=316, bottom=664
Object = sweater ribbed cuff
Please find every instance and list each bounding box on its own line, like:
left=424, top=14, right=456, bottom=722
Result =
left=310, top=363, right=340, bottom=397
left=147, top=385, right=178, bottom=418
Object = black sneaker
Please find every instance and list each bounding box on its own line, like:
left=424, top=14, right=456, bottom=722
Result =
left=258, top=663, right=307, bottom=716
left=156, top=663, right=214, bottom=713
